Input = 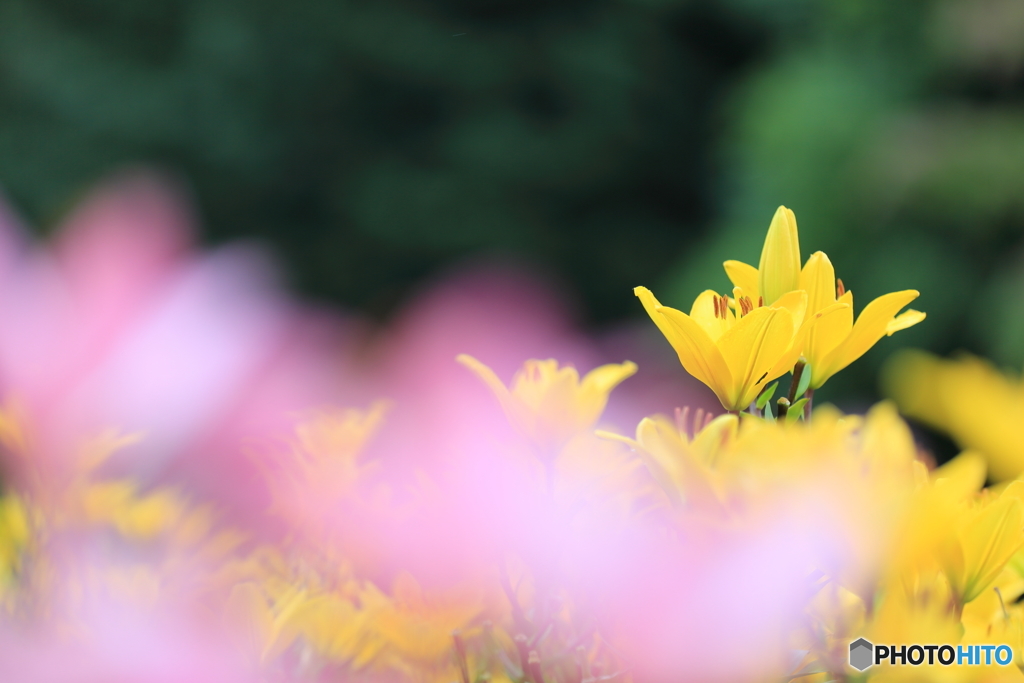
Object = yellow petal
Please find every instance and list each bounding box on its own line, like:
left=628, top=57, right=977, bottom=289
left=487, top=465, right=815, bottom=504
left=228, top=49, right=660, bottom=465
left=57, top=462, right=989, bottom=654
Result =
left=758, top=206, right=801, bottom=305
left=532, top=363, right=582, bottom=436
left=577, top=361, right=638, bottom=424
left=457, top=354, right=512, bottom=404
left=630, top=417, right=692, bottom=508
left=690, top=413, right=739, bottom=467
left=771, top=289, right=808, bottom=330
left=689, top=289, right=731, bottom=341
left=817, top=290, right=921, bottom=388
left=933, top=451, right=987, bottom=498
left=723, top=260, right=759, bottom=299
left=636, top=287, right=733, bottom=405
left=457, top=354, right=530, bottom=431
left=762, top=291, right=811, bottom=380
left=887, top=309, right=926, bottom=335
left=960, top=496, right=1024, bottom=603
left=580, top=361, right=638, bottom=395
left=805, top=302, right=853, bottom=383
left=799, top=251, right=837, bottom=315
left=717, top=305, right=794, bottom=409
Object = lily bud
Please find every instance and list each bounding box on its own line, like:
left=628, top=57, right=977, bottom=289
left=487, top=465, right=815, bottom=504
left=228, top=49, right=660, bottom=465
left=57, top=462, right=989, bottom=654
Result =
left=758, top=206, right=801, bottom=306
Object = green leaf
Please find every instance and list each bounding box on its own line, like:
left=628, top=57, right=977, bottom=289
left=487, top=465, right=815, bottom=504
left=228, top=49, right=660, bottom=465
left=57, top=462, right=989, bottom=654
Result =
left=787, top=398, right=809, bottom=422
left=795, top=363, right=813, bottom=398
left=756, top=381, right=779, bottom=410
left=763, top=402, right=776, bottom=423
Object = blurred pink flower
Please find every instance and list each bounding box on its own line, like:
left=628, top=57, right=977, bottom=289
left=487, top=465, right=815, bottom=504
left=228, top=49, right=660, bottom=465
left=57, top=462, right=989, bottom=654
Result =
left=262, top=260, right=710, bottom=595
left=0, top=172, right=360, bottom=527
left=0, top=545, right=258, bottom=683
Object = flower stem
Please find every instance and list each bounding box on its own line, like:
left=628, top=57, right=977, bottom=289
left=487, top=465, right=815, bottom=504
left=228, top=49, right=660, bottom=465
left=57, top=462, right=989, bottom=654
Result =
left=788, top=359, right=807, bottom=403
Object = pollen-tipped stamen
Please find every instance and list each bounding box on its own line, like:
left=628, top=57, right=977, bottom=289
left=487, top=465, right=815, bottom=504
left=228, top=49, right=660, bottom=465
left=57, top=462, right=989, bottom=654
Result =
left=675, top=406, right=690, bottom=438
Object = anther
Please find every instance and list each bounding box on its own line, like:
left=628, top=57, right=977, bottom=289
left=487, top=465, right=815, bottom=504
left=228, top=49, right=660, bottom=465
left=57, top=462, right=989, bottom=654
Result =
left=836, top=278, right=845, bottom=297
left=712, top=296, right=720, bottom=319
left=693, top=408, right=705, bottom=438
left=758, top=296, right=763, bottom=308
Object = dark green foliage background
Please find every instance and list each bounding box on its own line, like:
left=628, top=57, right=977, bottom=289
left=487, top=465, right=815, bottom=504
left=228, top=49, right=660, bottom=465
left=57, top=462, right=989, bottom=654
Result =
left=2, top=0, right=1023, bottom=407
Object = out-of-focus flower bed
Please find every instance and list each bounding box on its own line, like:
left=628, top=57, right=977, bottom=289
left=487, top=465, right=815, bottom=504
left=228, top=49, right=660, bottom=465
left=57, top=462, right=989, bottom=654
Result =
left=0, top=174, right=1023, bottom=682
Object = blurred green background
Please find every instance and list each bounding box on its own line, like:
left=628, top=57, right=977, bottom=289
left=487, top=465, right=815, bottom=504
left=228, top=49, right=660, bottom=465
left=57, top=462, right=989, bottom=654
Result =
left=2, top=0, right=1023, bottom=408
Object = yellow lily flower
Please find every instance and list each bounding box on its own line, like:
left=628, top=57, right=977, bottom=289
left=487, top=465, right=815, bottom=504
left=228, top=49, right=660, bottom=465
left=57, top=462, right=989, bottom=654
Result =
left=599, top=411, right=738, bottom=514
left=724, top=206, right=925, bottom=389
left=946, top=484, right=1024, bottom=606
left=634, top=285, right=806, bottom=411
left=456, top=355, right=637, bottom=457
left=885, top=350, right=1024, bottom=482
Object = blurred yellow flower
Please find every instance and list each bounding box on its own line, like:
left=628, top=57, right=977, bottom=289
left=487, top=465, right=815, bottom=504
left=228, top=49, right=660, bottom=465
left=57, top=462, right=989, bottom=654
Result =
left=261, top=402, right=388, bottom=526
left=947, top=481, right=1024, bottom=605
left=457, top=355, right=636, bottom=457
left=885, top=350, right=1024, bottom=482
left=599, top=411, right=737, bottom=514
left=724, top=206, right=925, bottom=389
left=226, top=559, right=500, bottom=683
left=634, top=285, right=806, bottom=411
left=0, top=495, right=30, bottom=604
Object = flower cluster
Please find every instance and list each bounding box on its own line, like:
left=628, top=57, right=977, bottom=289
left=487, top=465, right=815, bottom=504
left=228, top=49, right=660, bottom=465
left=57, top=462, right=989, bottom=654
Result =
left=0, top=190, right=1022, bottom=683
left=637, top=206, right=924, bottom=413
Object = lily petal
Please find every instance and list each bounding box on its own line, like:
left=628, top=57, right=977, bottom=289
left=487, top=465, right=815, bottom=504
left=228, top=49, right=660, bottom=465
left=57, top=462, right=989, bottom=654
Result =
left=818, top=290, right=920, bottom=388
left=806, top=303, right=853, bottom=386
left=799, top=251, right=837, bottom=315
left=771, top=289, right=808, bottom=330
left=636, top=287, right=732, bottom=402
left=886, top=309, right=926, bottom=335
left=580, top=361, right=638, bottom=395
left=762, top=291, right=812, bottom=380
left=637, top=416, right=720, bottom=511
left=723, top=260, right=759, bottom=299
left=689, top=289, right=731, bottom=341
left=960, top=496, right=1024, bottom=603
left=456, top=354, right=529, bottom=428
left=717, top=305, right=794, bottom=409
left=758, top=206, right=801, bottom=305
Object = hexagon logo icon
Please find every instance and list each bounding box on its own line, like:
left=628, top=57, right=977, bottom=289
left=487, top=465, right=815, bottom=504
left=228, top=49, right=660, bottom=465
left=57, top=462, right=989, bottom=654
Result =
left=849, top=638, right=874, bottom=671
